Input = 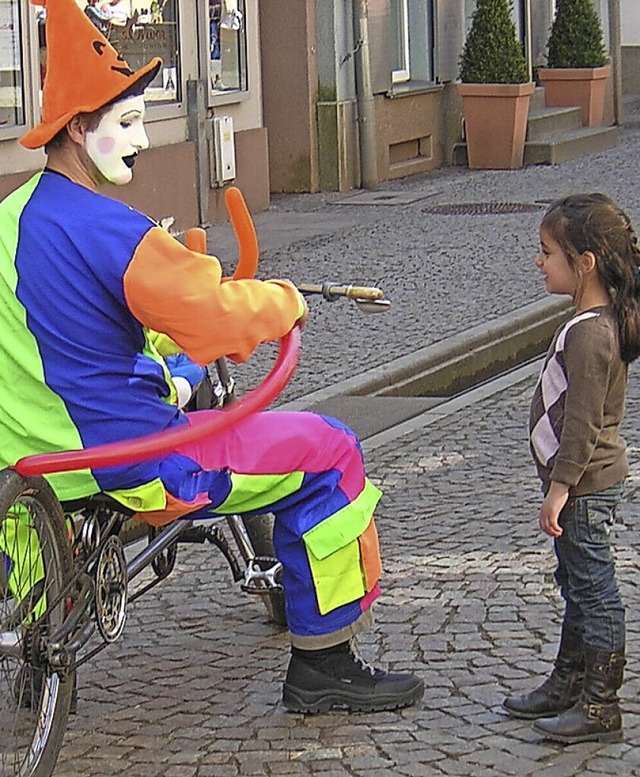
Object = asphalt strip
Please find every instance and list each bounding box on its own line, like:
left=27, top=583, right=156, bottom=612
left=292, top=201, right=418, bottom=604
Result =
left=362, top=357, right=542, bottom=453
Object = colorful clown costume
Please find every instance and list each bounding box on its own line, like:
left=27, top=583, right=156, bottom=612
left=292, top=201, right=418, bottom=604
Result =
left=0, top=170, right=382, bottom=640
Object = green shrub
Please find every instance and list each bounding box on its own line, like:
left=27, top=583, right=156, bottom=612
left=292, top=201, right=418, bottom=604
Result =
left=459, top=0, right=529, bottom=84
left=546, top=0, right=607, bottom=68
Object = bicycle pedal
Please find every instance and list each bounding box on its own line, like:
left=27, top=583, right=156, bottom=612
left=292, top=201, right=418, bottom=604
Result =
left=241, top=556, right=283, bottom=594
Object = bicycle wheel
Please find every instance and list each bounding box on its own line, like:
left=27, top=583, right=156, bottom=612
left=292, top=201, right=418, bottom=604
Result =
left=0, top=470, right=75, bottom=777
left=241, top=514, right=287, bottom=628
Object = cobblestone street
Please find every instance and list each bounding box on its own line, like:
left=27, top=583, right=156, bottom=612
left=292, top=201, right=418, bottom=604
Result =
left=53, top=363, right=640, bottom=777
left=43, top=102, right=640, bottom=777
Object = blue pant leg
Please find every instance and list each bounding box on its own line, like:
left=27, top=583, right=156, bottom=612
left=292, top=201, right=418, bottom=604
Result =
left=555, top=484, right=625, bottom=651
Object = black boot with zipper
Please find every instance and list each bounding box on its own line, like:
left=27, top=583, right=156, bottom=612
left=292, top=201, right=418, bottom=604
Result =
left=533, top=644, right=625, bottom=744
left=503, top=624, right=584, bottom=720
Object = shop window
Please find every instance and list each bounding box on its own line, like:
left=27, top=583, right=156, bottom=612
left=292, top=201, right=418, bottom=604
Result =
left=390, top=0, right=434, bottom=86
left=208, top=0, right=246, bottom=94
left=0, top=0, right=25, bottom=129
left=36, top=1, right=182, bottom=104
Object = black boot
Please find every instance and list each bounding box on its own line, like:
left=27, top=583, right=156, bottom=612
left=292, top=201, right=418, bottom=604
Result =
left=503, top=624, right=584, bottom=719
left=283, top=641, right=424, bottom=713
left=533, top=645, right=625, bottom=744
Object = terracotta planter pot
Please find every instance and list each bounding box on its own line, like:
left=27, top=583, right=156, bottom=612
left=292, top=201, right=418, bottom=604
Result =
left=537, top=65, right=611, bottom=127
left=457, top=82, right=535, bottom=170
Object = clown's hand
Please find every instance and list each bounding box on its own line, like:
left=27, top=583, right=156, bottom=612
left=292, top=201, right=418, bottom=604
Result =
left=165, top=353, right=208, bottom=409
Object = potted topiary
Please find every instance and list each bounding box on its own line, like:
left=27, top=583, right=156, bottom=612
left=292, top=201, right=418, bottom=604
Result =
left=537, top=0, right=611, bottom=127
left=458, top=0, right=534, bottom=169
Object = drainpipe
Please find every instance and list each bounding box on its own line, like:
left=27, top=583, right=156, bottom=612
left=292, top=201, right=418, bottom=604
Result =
left=608, top=0, right=623, bottom=125
left=352, top=0, right=377, bottom=189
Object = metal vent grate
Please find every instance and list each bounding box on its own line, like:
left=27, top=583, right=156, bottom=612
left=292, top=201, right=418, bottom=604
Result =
left=422, top=201, right=545, bottom=216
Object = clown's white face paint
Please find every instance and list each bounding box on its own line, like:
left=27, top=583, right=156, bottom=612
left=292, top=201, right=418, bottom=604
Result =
left=85, top=95, right=149, bottom=185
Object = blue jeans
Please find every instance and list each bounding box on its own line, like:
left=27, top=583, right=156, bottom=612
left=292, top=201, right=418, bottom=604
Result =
left=554, top=483, right=626, bottom=652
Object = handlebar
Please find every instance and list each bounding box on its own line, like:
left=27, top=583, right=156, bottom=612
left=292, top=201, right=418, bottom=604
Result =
left=197, top=188, right=390, bottom=310
left=297, top=283, right=383, bottom=301
left=188, top=189, right=390, bottom=313
left=13, top=328, right=301, bottom=477
left=297, top=282, right=391, bottom=312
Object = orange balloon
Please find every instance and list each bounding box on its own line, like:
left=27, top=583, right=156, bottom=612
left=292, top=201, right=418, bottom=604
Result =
left=224, top=186, right=259, bottom=280
left=184, top=227, right=208, bottom=254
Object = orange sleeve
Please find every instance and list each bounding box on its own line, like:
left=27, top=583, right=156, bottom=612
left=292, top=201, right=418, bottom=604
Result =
left=123, top=226, right=302, bottom=364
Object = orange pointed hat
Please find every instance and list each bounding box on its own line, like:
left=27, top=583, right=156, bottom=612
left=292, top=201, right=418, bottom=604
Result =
left=21, top=0, right=162, bottom=149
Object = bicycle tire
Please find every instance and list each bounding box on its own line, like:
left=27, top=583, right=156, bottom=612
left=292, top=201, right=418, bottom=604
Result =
left=241, top=514, right=287, bottom=628
left=0, top=469, right=75, bottom=777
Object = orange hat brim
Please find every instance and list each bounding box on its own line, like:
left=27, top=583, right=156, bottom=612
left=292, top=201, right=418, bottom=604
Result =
left=20, top=58, right=162, bottom=150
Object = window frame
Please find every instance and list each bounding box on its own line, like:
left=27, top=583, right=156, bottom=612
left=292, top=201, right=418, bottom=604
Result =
left=3, top=0, right=254, bottom=155
left=390, top=0, right=410, bottom=84
left=0, top=0, right=31, bottom=142
left=390, top=0, right=435, bottom=88
left=202, top=0, right=248, bottom=106
left=27, top=1, right=191, bottom=135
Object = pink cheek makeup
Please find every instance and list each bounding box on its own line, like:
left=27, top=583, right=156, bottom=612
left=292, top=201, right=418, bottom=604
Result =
left=96, top=136, right=116, bottom=155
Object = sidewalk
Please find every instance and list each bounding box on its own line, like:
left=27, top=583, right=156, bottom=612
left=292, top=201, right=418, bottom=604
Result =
left=54, top=107, right=640, bottom=776
left=206, top=100, right=640, bottom=409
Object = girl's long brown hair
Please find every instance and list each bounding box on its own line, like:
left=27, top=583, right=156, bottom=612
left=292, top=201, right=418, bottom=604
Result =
left=542, top=193, right=640, bottom=363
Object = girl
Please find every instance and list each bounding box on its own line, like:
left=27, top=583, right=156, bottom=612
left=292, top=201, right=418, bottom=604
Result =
left=503, top=193, right=640, bottom=743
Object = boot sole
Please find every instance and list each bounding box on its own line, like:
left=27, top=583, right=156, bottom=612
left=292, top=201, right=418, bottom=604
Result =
left=283, top=681, right=424, bottom=714
left=533, top=721, right=623, bottom=744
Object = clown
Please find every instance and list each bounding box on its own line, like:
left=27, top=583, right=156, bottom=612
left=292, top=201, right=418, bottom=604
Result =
left=0, top=0, right=423, bottom=713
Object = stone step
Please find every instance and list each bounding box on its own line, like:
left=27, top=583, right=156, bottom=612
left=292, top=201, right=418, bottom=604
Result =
left=523, top=125, right=619, bottom=165
left=453, top=101, right=618, bottom=168
left=526, top=105, right=583, bottom=140
left=530, top=85, right=546, bottom=111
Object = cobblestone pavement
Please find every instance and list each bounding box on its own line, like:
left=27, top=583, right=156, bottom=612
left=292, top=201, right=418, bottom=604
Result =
left=49, top=104, right=640, bottom=775
left=54, top=362, right=640, bottom=777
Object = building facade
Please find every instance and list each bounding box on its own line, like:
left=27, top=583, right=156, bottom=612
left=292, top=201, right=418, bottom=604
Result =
left=621, top=0, right=640, bottom=93
left=0, top=1, right=635, bottom=228
left=1, top=0, right=267, bottom=230
left=260, top=1, right=630, bottom=195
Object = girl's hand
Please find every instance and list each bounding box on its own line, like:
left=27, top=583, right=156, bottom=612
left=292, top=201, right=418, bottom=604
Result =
left=539, top=482, right=570, bottom=538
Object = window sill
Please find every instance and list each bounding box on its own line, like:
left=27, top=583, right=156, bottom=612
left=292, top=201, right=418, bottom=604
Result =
left=386, top=81, right=444, bottom=99
left=210, top=90, right=251, bottom=108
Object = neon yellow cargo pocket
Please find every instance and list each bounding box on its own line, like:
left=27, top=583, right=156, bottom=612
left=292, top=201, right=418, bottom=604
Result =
left=302, top=479, right=382, bottom=616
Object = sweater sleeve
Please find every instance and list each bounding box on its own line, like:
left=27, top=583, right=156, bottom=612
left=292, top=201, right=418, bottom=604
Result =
left=550, top=318, right=613, bottom=486
left=122, top=226, right=304, bottom=364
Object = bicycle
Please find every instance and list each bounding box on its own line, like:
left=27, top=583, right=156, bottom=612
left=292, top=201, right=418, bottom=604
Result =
left=0, top=187, right=389, bottom=777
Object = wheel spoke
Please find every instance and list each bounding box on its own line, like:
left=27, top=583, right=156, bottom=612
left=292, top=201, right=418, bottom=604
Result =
left=0, top=472, right=74, bottom=777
